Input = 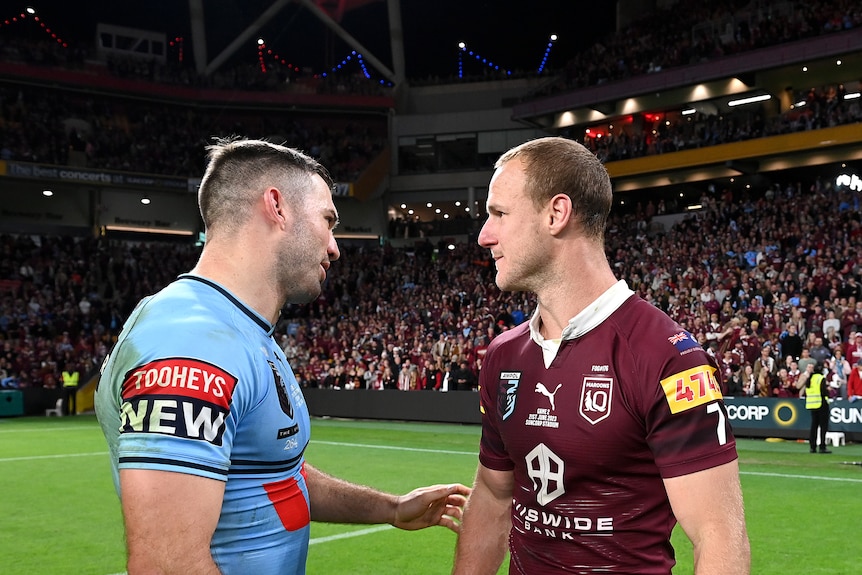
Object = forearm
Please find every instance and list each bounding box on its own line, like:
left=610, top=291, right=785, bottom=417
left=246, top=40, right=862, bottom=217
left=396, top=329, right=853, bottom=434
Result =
left=305, top=463, right=397, bottom=524
left=453, top=481, right=511, bottom=574
left=693, top=536, right=751, bottom=575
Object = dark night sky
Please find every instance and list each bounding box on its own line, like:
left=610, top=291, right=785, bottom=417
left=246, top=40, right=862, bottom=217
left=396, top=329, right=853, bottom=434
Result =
left=9, top=1, right=618, bottom=80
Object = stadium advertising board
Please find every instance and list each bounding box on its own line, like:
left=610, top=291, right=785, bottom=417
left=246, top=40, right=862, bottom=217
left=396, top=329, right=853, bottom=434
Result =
left=724, top=396, right=862, bottom=440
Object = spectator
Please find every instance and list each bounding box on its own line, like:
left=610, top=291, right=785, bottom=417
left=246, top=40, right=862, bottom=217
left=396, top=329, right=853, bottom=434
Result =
left=848, top=360, right=862, bottom=403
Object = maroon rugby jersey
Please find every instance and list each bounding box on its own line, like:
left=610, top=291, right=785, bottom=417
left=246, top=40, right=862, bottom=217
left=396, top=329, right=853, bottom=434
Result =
left=479, top=294, right=738, bottom=574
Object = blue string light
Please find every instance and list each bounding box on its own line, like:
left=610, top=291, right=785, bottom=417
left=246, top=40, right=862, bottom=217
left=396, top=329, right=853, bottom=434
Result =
left=458, top=43, right=511, bottom=77
left=319, top=50, right=392, bottom=86
left=537, top=35, right=557, bottom=74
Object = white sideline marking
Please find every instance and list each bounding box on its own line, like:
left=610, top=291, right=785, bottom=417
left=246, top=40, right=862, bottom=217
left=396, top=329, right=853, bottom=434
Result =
left=0, top=426, right=96, bottom=433
left=309, top=524, right=393, bottom=545
left=0, top=451, right=106, bottom=462
left=740, top=470, right=862, bottom=483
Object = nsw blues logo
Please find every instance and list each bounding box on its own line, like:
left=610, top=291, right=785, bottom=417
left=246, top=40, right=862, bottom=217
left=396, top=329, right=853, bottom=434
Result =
left=497, top=371, right=521, bottom=420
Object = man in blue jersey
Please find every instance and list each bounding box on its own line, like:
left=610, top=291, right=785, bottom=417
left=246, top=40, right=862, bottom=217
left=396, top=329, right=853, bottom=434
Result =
left=95, top=138, right=469, bottom=575
left=453, top=137, right=750, bottom=574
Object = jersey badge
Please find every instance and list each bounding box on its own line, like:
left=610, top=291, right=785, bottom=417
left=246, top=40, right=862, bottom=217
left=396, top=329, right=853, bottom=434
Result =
left=497, top=371, right=521, bottom=420
left=119, top=357, right=238, bottom=445
left=668, top=330, right=701, bottom=356
left=268, top=360, right=294, bottom=418
left=661, top=365, right=723, bottom=413
left=579, top=376, right=613, bottom=425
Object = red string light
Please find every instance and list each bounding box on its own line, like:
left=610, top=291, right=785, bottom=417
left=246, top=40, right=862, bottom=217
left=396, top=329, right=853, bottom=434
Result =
left=169, top=36, right=184, bottom=63
left=256, top=42, right=299, bottom=74
left=0, top=10, right=69, bottom=48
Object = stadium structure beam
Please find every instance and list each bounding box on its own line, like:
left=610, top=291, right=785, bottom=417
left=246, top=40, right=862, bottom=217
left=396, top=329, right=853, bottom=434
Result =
left=205, top=0, right=293, bottom=76
left=295, top=0, right=398, bottom=86
left=188, top=0, right=208, bottom=75
left=386, top=0, right=406, bottom=84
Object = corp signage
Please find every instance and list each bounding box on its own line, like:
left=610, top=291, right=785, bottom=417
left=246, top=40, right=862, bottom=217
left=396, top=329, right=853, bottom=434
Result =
left=724, top=397, right=862, bottom=436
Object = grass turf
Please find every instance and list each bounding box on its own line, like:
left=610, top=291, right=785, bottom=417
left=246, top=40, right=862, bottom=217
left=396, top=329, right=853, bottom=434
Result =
left=1, top=415, right=860, bottom=574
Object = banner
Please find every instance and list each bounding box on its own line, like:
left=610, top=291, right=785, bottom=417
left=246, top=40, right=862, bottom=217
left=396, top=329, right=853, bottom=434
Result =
left=4, top=161, right=191, bottom=191
left=724, top=396, right=862, bottom=440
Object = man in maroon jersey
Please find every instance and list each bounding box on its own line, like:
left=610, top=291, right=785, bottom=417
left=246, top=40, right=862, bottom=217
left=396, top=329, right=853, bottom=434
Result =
left=453, top=137, right=750, bottom=575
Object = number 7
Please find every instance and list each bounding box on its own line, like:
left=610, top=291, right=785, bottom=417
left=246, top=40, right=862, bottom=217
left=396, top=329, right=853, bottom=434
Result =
left=706, top=402, right=727, bottom=445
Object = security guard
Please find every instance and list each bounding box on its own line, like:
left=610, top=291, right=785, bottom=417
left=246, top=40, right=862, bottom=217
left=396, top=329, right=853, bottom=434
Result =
left=801, top=362, right=831, bottom=453
left=61, top=363, right=79, bottom=416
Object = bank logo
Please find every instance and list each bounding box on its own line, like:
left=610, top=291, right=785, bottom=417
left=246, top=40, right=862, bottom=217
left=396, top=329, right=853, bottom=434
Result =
left=579, top=377, right=613, bottom=424
left=526, top=443, right=565, bottom=506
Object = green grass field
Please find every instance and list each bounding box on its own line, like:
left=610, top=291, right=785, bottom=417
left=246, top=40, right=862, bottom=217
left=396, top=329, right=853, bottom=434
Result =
left=2, top=415, right=860, bottom=574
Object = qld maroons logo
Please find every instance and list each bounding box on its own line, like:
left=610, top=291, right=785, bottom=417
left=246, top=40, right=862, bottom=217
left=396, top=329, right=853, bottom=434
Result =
left=579, top=377, right=613, bottom=424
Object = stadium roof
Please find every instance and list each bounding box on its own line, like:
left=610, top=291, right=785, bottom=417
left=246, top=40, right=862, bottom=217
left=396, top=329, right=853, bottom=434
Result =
left=16, top=0, right=617, bottom=84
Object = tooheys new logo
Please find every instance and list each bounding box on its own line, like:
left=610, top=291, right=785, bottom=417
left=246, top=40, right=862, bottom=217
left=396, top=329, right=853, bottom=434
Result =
left=120, top=358, right=238, bottom=445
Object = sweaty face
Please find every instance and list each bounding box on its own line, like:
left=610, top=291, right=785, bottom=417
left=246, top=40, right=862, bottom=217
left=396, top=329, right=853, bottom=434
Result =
left=477, top=159, right=547, bottom=293
left=277, top=174, right=340, bottom=304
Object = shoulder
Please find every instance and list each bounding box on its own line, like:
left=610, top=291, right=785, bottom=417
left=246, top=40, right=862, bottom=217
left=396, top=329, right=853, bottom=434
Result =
left=608, top=296, right=717, bottom=374
left=114, top=280, right=259, bottom=377
left=486, top=322, right=530, bottom=353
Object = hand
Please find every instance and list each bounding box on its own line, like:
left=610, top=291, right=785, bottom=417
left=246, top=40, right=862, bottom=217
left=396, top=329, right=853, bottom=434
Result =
left=392, top=483, right=471, bottom=533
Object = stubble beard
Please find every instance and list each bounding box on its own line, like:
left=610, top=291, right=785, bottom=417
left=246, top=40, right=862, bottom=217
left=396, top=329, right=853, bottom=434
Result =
left=277, top=223, right=324, bottom=306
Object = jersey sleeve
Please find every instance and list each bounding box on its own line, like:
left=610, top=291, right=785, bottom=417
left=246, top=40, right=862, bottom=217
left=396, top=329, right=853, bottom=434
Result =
left=106, top=312, right=259, bottom=482
left=477, top=339, right=516, bottom=471
left=639, top=318, right=738, bottom=479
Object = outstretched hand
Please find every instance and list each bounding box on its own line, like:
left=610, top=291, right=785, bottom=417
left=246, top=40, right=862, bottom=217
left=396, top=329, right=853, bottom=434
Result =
left=392, top=483, right=471, bottom=533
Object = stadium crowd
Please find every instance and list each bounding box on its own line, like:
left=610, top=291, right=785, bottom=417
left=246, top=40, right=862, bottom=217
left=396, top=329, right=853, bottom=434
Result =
left=1, top=174, right=861, bottom=400
left=533, top=0, right=862, bottom=98
left=2, top=0, right=862, bottom=400
left=0, top=83, right=387, bottom=183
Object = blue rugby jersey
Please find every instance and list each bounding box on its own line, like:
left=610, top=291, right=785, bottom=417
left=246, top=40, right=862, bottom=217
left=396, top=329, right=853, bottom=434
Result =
left=96, top=274, right=312, bottom=574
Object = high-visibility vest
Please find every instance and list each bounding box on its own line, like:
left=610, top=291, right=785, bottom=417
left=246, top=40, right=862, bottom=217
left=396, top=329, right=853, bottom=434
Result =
left=62, top=371, right=79, bottom=388
left=805, top=373, right=824, bottom=409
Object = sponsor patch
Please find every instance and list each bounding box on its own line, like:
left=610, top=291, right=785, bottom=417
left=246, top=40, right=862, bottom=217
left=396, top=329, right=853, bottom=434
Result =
left=277, top=424, right=300, bottom=439
left=119, top=358, right=238, bottom=445
left=121, top=358, right=238, bottom=408
left=661, top=365, right=723, bottom=414
left=668, top=331, right=701, bottom=355
left=497, top=371, right=521, bottom=421
left=579, top=377, right=613, bottom=425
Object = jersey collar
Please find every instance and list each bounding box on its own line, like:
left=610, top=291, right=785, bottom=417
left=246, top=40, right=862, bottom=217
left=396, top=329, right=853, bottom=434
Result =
left=178, top=274, right=275, bottom=336
left=528, top=280, right=634, bottom=368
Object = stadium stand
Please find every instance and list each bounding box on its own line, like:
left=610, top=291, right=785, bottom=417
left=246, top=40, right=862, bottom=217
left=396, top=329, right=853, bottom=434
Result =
left=0, top=0, right=861, bottom=409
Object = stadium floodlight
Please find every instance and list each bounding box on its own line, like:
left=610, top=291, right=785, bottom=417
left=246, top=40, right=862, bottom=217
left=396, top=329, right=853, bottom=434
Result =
left=681, top=108, right=696, bottom=115
left=844, top=92, right=861, bottom=100
left=26, top=7, right=36, bottom=14
left=727, top=94, right=771, bottom=107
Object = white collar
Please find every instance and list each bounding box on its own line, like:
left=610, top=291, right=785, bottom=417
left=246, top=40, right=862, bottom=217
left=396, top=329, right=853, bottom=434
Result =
left=528, top=280, right=634, bottom=368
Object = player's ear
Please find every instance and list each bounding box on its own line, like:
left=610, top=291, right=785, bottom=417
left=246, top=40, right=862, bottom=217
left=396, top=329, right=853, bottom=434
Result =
left=263, top=187, right=288, bottom=227
left=547, top=193, right=572, bottom=236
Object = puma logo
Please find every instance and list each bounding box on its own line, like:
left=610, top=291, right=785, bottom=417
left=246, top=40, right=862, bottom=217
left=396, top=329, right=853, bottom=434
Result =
left=535, top=382, right=562, bottom=410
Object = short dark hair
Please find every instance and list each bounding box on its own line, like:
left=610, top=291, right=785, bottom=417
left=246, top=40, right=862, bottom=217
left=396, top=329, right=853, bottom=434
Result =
left=198, top=137, right=333, bottom=232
